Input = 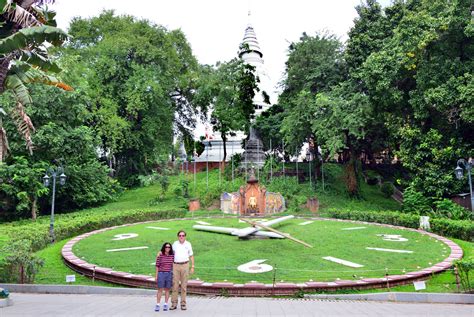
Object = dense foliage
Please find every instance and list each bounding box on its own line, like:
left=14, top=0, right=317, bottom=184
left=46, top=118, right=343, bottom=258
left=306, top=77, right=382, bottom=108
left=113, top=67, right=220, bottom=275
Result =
left=256, top=0, right=473, bottom=207
left=194, top=56, right=259, bottom=164
left=0, top=0, right=71, bottom=158
left=66, top=11, right=200, bottom=186
left=0, top=11, right=202, bottom=220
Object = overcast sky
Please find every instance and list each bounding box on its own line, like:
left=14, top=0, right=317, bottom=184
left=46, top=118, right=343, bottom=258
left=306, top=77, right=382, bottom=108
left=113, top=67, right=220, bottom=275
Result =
left=54, top=0, right=391, bottom=96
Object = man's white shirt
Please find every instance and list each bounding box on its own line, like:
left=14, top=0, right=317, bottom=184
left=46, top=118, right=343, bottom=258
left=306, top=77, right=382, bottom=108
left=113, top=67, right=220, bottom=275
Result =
left=172, top=240, right=193, bottom=262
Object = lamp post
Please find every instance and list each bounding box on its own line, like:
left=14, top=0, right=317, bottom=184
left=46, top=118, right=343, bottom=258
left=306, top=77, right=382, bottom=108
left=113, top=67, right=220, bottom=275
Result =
left=43, top=167, right=67, bottom=243
left=306, top=149, right=312, bottom=189
left=454, top=158, right=473, bottom=212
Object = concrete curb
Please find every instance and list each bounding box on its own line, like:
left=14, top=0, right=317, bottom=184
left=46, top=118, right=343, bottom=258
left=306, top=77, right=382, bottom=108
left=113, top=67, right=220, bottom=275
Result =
left=0, top=297, right=12, bottom=308
left=1, top=284, right=472, bottom=304
left=0, top=284, right=156, bottom=296
left=304, top=292, right=474, bottom=304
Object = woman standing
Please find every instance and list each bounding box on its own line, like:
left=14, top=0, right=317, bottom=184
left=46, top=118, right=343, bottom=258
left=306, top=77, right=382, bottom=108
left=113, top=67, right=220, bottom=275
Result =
left=155, top=242, right=174, bottom=312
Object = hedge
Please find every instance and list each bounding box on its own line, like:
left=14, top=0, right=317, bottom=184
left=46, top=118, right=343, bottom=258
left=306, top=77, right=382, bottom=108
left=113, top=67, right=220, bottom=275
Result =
left=2, top=209, right=187, bottom=253
left=322, top=209, right=473, bottom=242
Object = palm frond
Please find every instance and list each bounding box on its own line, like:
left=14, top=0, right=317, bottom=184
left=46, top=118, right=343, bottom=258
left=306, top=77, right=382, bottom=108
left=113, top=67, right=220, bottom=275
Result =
left=29, top=4, right=57, bottom=27
left=4, top=2, right=42, bottom=28
left=10, top=101, right=35, bottom=154
left=18, top=48, right=61, bottom=72
left=5, top=73, right=33, bottom=105
left=13, top=65, right=73, bottom=90
left=0, top=25, right=69, bottom=55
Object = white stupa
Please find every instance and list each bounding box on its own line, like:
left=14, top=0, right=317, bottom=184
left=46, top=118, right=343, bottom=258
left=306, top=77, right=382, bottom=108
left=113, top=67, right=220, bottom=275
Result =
left=194, top=12, right=273, bottom=163
left=239, top=12, right=273, bottom=116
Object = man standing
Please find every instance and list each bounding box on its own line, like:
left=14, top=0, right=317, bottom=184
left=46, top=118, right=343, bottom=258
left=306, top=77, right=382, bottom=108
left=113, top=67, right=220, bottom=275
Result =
left=170, top=230, right=194, bottom=310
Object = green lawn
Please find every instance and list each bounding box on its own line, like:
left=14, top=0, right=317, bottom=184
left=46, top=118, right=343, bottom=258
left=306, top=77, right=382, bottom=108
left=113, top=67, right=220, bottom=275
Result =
left=35, top=239, right=117, bottom=287
left=72, top=217, right=447, bottom=284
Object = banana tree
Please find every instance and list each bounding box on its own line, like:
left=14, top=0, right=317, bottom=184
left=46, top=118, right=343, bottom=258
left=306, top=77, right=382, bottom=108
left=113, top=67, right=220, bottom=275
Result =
left=0, top=0, right=71, bottom=156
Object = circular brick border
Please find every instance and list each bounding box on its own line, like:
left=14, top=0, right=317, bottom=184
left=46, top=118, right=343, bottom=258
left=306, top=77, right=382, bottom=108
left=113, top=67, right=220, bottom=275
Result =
left=62, top=216, right=463, bottom=296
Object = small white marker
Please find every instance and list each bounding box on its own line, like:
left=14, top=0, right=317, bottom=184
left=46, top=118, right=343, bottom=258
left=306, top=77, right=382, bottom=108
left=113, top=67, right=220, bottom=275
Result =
left=414, top=280, right=426, bottom=291
left=341, top=227, right=367, bottom=230
left=366, top=247, right=413, bottom=254
left=195, top=221, right=211, bottom=225
left=299, top=221, right=313, bottom=226
left=146, top=227, right=170, bottom=230
left=106, top=246, right=149, bottom=252
left=376, top=234, right=408, bottom=242
left=322, top=256, right=364, bottom=268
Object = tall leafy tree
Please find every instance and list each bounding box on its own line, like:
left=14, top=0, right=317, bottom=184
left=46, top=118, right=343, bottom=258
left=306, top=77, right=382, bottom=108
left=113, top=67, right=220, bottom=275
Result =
left=262, top=32, right=344, bottom=176
left=67, top=11, right=200, bottom=186
left=195, top=58, right=258, bottom=165
left=0, top=69, right=120, bottom=220
left=361, top=0, right=474, bottom=198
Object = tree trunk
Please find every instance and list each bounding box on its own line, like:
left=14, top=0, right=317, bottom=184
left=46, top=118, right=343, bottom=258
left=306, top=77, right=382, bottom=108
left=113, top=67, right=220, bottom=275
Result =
left=343, top=132, right=361, bottom=198
left=221, top=133, right=227, bottom=171
left=20, top=265, right=25, bottom=284
left=31, top=195, right=37, bottom=220
left=307, top=136, right=321, bottom=182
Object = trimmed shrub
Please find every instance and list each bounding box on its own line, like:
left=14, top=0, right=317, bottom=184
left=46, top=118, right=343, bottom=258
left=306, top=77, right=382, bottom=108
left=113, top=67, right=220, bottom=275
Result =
left=0, top=240, right=44, bottom=283
left=431, top=199, right=473, bottom=221
left=322, top=209, right=473, bottom=241
left=454, top=258, right=474, bottom=292
left=402, top=185, right=432, bottom=215
left=4, top=209, right=187, bottom=253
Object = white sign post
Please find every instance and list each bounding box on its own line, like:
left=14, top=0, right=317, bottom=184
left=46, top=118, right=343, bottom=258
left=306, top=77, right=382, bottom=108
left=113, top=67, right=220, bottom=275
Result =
left=66, top=275, right=76, bottom=283
left=413, top=280, right=426, bottom=291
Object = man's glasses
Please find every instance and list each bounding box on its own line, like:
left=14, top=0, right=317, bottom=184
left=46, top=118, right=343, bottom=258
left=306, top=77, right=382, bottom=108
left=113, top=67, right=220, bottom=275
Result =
left=178, top=235, right=185, bottom=237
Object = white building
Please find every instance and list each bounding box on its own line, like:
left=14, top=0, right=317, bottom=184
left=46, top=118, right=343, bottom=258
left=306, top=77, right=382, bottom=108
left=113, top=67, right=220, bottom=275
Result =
left=194, top=14, right=273, bottom=163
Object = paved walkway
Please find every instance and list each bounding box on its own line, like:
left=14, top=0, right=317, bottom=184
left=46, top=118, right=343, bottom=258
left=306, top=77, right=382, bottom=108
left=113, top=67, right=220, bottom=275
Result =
left=2, top=293, right=473, bottom=316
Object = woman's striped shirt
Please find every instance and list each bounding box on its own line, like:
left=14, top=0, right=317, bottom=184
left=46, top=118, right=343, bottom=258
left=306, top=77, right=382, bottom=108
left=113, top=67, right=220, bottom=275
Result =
left=156, top=253, right=174, bottom=272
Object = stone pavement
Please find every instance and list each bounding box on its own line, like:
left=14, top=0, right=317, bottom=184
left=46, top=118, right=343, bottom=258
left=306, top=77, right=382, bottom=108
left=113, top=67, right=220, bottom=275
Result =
left=2, top=293, right=473, bottom=316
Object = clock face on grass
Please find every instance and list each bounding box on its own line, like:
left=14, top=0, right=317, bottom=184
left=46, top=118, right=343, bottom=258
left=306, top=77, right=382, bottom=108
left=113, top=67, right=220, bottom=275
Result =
left=72, top=217, right=448, bottom=284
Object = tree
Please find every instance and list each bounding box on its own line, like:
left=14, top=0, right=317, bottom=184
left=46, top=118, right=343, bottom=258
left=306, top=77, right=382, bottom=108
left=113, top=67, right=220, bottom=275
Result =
left=0, top=65, right=120, bottom=219
left=361, top=0, right=474, bottom=198
left=0, top=0, right=70, bottom=158
left=0, top=156, right=47, bottom=219
left=254, top=103, right=284, bottom=152
left=195, top=58, right=258, bottom=167
left=273, top=32, right=345, bottom=177
left=345, top=0, right=392, bottom=73
left=67, top=11, right=200, bottom=186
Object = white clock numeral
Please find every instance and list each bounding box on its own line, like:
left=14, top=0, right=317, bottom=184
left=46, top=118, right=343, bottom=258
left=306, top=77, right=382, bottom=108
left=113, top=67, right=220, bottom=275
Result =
left=376, top=234, right=408, bottom=242
left=237, top=260, right=273, bottom=273
left=112, top=233, right=138, bottom=241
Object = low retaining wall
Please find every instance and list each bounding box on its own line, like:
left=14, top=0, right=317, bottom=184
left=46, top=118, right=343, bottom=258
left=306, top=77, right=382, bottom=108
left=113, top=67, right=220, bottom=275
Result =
left=62, top=217, right=463, bottom=296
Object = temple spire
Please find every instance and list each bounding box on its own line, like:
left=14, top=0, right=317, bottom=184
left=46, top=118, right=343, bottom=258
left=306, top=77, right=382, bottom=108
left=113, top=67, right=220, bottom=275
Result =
left=239, top=16, right=263, bottom=59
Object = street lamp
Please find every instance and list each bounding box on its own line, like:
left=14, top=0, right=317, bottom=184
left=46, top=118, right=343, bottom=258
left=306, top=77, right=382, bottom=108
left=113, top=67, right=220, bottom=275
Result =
left=454, top=158, right=473, bottom=212
left=43, top=166, right=67, bottom=242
